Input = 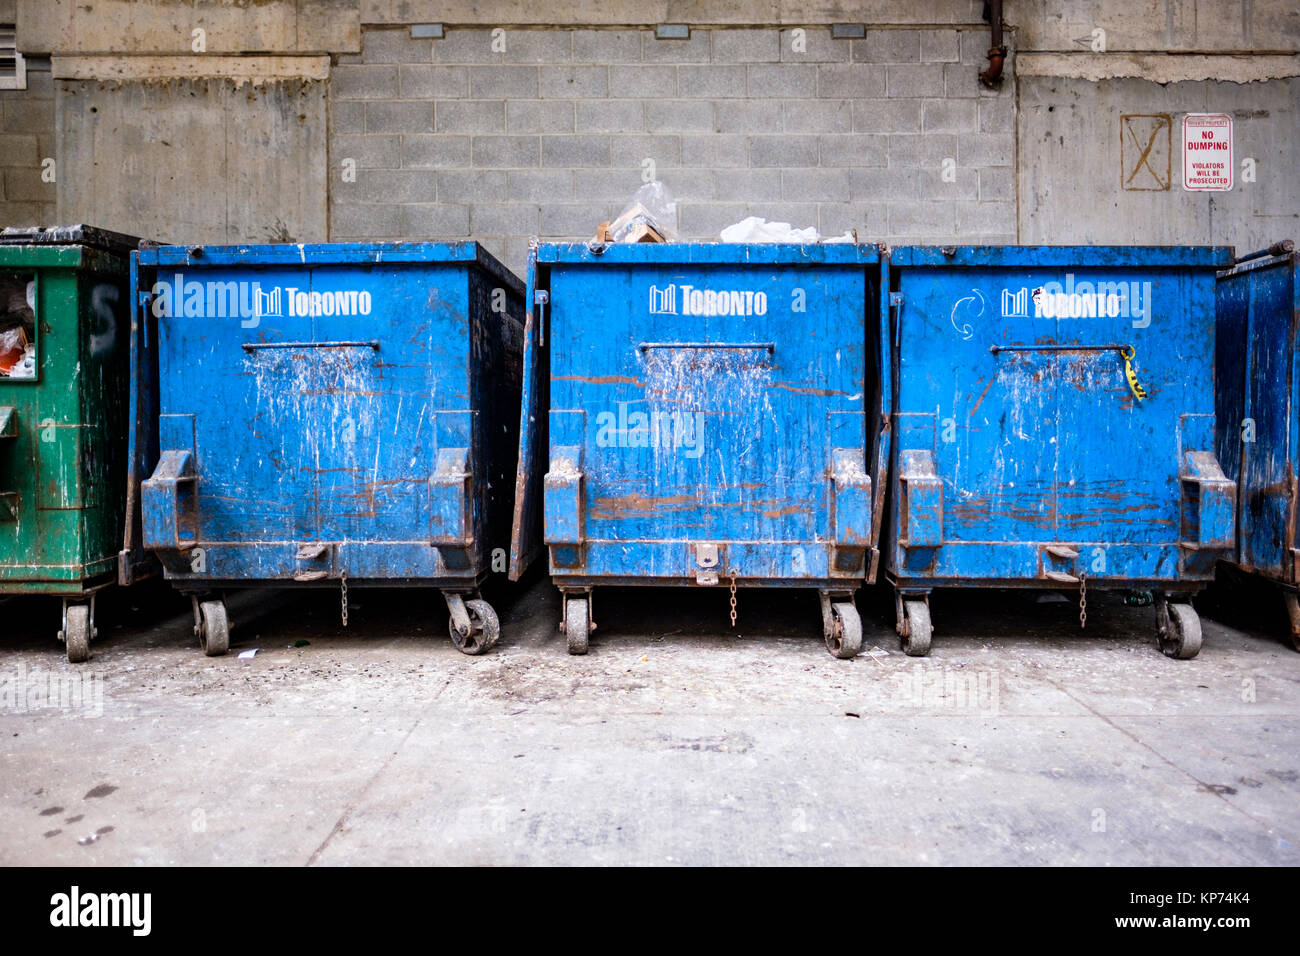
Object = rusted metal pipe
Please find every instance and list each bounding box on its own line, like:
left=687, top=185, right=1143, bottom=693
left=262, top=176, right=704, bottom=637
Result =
left=1233, top=240, right=1294, bottom=264
left=978, top=0, right=1008, bottom=88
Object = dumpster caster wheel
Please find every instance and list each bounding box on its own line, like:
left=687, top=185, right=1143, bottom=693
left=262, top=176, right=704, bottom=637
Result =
left=62, top=605, right=92, bottom=664
left=198, top=600, right=230, bottom=657
left=1284, top=593, right=1300, bottom=652
left=1159, top=603, right=1202, bottom=660
left=565, top=597, right=590, bottom=655
left=901, top=600, right=932, bottom=657
left=449, top=599, right=499, bottom=655
left=825, top=603, right=862, bottom=659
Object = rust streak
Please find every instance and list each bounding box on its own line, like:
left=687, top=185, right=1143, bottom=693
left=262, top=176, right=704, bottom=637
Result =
left=968, top=375, right=996, bottom=420
left=588, top=494, right=753, bottom=521
left=769, top=382, right=847, bottom=397
left=590, top=493, right=699, bottom=519
left=762, top=505, right=808, bottom=519
left=553, top=374, right=644, bottom=386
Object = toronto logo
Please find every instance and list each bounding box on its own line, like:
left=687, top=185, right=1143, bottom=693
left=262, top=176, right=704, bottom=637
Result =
left=150, top=272, right=373, bottom=329
left=648, top=283, right=768, bottom=317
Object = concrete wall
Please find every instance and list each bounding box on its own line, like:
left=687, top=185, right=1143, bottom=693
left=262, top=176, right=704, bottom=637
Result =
left=1018, top=75, right=1299, bottom=250
left=17, top=0, right=359, bottom=55
left=51, top=58, right=330, bottom=243
left=1015, top=1, right=1300, bottom=51
left=0, top=57, right=55, bottom=227
left=329, top=25, right=1018, bottom=271
left=54, top=75, right=329, bottom=244
left=0, top=0, right=1296, bottom=268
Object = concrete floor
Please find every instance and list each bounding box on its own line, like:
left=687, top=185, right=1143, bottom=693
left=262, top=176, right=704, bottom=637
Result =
left=1, top=570, right=1297, bottom=866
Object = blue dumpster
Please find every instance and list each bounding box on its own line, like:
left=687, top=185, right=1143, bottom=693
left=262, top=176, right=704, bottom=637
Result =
left=125, top=242, right=527, bottom=655
left=509, top=241, right=890, bottom=657
left=885, top=245, right=1235, bottom=659
left=1215, top=240, right=1300, bottom=650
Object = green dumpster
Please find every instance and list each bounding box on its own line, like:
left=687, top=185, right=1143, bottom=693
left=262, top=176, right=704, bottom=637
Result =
left=0, top=226, right=139, bottom=661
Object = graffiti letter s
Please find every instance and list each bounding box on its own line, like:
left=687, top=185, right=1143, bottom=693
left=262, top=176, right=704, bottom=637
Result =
left=90, top=283, right=119, bottom=356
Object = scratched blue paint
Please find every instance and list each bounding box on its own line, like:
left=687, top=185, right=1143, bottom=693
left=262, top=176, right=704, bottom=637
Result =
left=886, top=245, right=1236, bottom=595
left=1215, top=247, right=1299, bottom=588
left=126, top=241, right=526, bottom=594
left=509, top=242, right=890, bottom=595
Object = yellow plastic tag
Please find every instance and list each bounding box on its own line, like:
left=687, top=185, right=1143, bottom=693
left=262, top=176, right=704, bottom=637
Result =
left=1120, top=346, right=1147, bottom=401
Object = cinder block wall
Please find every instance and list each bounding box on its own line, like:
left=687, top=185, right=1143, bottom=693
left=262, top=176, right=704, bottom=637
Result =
left=329, top=26, right=1017, bottom=273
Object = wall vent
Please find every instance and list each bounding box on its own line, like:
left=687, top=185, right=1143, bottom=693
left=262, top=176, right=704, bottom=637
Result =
left=0, top=26, right=26, bottom=90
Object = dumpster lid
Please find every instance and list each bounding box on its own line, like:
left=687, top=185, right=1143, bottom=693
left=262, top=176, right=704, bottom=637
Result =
left=0, top=224, right=143, bottom=257
left=136, top=240, right=523, bottom=296
left=535, top=241, right=882, bottom=266
left=889, top=245, right=1235, bottom=268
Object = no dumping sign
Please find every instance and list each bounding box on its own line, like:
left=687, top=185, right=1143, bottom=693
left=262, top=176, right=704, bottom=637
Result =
left=1183, top=113, right=1233, bottom=191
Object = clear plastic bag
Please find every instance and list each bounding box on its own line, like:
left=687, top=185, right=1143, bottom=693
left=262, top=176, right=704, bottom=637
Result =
left=0, top=326, right=26, bottom=376
left=600, top=181, right=680, bottom=243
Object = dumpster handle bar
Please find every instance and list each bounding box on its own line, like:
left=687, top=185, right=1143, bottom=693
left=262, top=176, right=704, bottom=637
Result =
left=241, top=340, right=380, bottom=352
left=990, top=344, right=1131, bottom=354
left=639, top=342, right=775, bottom=352
left=991, top=343, right=1147, bottom=400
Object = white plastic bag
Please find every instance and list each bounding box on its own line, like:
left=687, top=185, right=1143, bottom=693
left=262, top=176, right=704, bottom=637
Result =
left=719, top=215, right=856, bottom=244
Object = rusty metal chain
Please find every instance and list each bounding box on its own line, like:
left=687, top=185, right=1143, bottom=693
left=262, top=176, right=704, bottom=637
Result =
left=729, top=572, right=738, bottom=628
left=341, top=572, right=349, bottom=628
left=1079, top=574, right=1087, bottom=630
